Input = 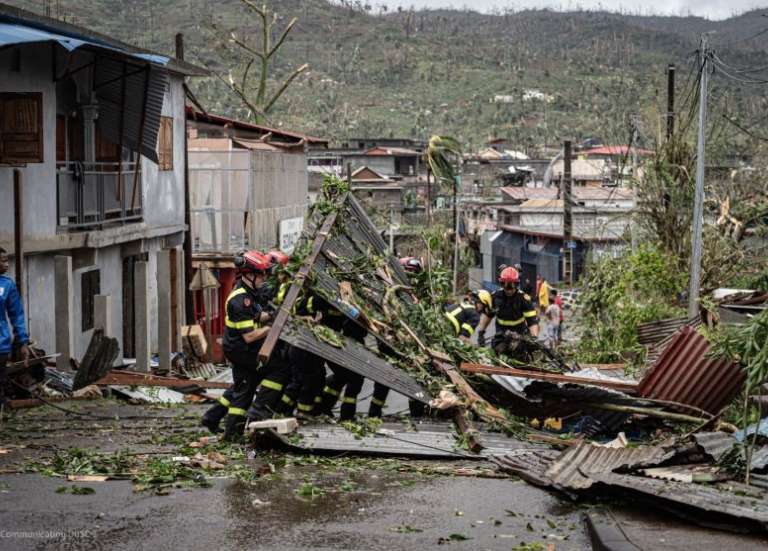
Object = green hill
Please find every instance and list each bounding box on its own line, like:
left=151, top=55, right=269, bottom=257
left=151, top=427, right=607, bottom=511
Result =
left=13, top=1, right=768, bottom=152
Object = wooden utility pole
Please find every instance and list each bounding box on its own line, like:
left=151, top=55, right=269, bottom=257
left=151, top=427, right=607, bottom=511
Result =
left=667, top=64, right=676, bottom=140
left=688, top=36, right=709, bottom=319
left=562, top=141, right=573, bottom=286
left=177, top=32, right=195, bottom=324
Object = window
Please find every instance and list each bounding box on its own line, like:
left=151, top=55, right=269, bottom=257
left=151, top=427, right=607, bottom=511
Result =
left=157, top=116, right=173, bottom=171
left=0, top=92, right=43, bottom=164
left=81, top=269, right=101, bottom=331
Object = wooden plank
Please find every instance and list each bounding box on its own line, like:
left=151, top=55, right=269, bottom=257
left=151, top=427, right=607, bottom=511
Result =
left=258, top=207, right=341, bottom=363
left=459, top=363, right=639, bottom=395
left=94, top=370, right=231, bottom=389
left=433, top=360, right=508, bottom=424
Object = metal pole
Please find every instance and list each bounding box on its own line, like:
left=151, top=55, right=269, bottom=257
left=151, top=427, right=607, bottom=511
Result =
left=667, top=64, right=676, bottom=141
left=389, top=205, right=394, bottom=254
left=452, top=176, right=460, bottom=295
left=630, top=116, right=638, bottom=252
left=688, top=36, right=708, bottom=319
left=562, top=141, right=573, bottom=286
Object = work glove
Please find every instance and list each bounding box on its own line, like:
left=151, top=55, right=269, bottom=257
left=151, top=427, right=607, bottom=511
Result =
left=477, top=330, right=486, bottom=346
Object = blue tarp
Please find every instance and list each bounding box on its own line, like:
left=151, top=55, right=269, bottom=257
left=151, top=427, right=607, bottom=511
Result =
left=0, top=22, right=168, bottom=65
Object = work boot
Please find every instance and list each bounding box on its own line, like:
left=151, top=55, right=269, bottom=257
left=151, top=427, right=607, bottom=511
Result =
left=223, top=416, right=246, bottom=442
left=368, top=403, right=383, bottom=419
left=339, top=399, right=357, bottom=421
left=200, top=416, right=222, bottom=434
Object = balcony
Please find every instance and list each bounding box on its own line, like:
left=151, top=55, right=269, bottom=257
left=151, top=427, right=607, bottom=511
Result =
left=57, top=161, right=143, bottom=231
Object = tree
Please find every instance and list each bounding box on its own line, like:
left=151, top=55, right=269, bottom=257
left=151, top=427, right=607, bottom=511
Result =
left=213, top=0, right=308, bottom=123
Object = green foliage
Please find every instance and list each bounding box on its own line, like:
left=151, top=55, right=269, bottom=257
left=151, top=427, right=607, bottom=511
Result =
left=709, top=307, right=768, bottom=389
left=575, top=245, right=686, bottom=364
left=424, top=135, right=462, bottom=190
left=340, top=417, right=383, bottom=439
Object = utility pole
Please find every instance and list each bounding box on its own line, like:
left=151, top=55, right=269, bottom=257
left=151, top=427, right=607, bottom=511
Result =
left=629, top=115, right=639, bottom=252
left=688, top=36, right=709, bottom=319
left=177, top=33, right=195, bottom=325
left=452, top=174, right=461, bottom=295
left=562, top=141, right=573, bottom=286
left=667, top=64, right=675, bottom=140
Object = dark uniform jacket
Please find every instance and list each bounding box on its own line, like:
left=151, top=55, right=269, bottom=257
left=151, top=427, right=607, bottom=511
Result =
left=444, top=302, right=480, bottom=339
left=489, top=289, right=538, bottom=335
left=222, top=282, right=264, bottom=356
left=301, top=293, right=366, bottom=341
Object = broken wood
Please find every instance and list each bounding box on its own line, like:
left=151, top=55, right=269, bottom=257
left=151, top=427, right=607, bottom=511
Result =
left=460, top=362, right=639, bottom=395
left=583, top=402, right=714, bottom=425
left=433, top=360, right=507, bottom=424
left=94, top=370, right=231, bottom=390
left=453, top=408, right=484, bottom=453
left=259, top=207, right=341, bottom=363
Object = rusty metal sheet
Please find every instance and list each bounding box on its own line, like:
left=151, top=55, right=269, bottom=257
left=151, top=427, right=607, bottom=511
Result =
left=461, top=363, right=639, bottom=394
left=591, top=472, right=768, bottom=531
left=638, top=326, right=745, bottom=415
left=544, top=440, right=677, bottom=489
left=637, top=316, right=691, bottom=346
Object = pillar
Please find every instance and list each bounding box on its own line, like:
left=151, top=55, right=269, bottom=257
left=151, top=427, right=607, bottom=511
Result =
left=156, top=250, right=172, bottom=374
left=81, top=104, right=99, bottom=164
left=134, top=260, right=150, bottom=372
left=54, top=256, right=73, bottom=371
left=94, top=294, right=113, bottom=337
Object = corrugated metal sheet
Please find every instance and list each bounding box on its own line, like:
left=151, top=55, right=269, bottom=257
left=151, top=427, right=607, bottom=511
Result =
left=491, top=449, right=561, bottom=488
left=543, top=440, right=676, bottom=489
left=95, top=55, right=168, bottom=163
left=266, top=421, right=532, bottom=459
left=638, top=326, right=745, bottom=415
left=591, top=472, right=768, bottom=529
left=280, top=320, right=428, bottom=403
left=637, top=316, right=692, bottom=346
left=692, top=432, right=737, bottom=462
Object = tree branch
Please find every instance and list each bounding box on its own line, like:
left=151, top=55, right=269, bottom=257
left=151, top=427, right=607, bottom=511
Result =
left=263, top=63, right=309, bottom=113
left=268, top=17, right=298, bottom=59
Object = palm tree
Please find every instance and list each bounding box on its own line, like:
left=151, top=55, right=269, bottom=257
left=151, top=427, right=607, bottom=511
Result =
left=424, top=135, right=463, bottom=293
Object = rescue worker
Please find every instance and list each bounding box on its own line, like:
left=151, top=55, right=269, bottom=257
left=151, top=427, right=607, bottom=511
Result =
left=314, top=295, right=369, bottom=421
left=201, top=250, right=272, bottom=439
left=444, top=298, right=481, bottom=344
left=476, top=267, right=539, bottom=356
left=0, top=247, right=30, bottom=410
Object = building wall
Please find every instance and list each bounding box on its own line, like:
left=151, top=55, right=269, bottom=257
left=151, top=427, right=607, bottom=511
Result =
left=347, top=155, right=395, bottom=176
left=0, top=43, right=58, bottom=241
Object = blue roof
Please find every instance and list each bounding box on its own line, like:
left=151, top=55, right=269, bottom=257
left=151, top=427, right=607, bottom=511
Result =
left=0, top=21, right=169, bottom=65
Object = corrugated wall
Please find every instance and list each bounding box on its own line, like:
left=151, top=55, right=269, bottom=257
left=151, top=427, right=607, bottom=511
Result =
left=248, top=150, right=309, bottom=250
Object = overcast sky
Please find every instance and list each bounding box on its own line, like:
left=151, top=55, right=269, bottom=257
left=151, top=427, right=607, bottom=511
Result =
left=379, top=1, right=766, bottom=20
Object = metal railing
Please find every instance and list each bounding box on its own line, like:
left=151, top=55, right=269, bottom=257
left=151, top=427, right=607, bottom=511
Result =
left=57, top=161, right=143, bottom=231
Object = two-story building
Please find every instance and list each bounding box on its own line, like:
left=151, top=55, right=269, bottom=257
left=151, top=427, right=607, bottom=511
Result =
left=0, top=5, right=206, bottom=367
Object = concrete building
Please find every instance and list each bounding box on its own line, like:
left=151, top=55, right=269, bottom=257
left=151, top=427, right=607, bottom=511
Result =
left=0, top=5, right=206, bottom=367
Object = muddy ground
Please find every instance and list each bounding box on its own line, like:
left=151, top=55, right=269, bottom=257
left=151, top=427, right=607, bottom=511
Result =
left=1, top=399, right=766, bottom=551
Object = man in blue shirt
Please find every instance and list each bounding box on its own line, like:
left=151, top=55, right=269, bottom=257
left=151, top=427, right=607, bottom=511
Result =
left=0, top=247, right=30, bottom=407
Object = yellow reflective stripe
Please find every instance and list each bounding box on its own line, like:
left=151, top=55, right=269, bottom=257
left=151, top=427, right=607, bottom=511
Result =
left=276, top=283, right=288, bottom=306
left=461, top=323, right=475, bottom=336
left=498, top=317, right=525, bottom=326
left=449, top=306, right=463, bottom=317
left=371, top=397, right=386, bottom=407
left=307, top=296, right=314, bottom=313
left=523, top=310, right=537, bottom=318
left=218, top=397, right=231, bottom=407
left=444, top=312, right=460, bottom=335
left=226, top=287, right=247, bottom=304
left=281, top=394, right=295, bottom=405
left=225, top=318, right=255, bottom=330
left=228, top=407, right=247, bottom=417
left=323, top=386, right=340, bottom=397
left=314, top=396, right=323, bottom=403
left=342, top=396, right=357, bottom=404
left=297, top=403, right=314, bottom=412
left=260, top=379, right=284, bottom=392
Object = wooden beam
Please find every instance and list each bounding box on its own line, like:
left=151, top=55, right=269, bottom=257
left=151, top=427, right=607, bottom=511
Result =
left=433, top=360, right=507, bottom=424
left=258, top=208, right=340, bottom=363
left=459, top=362, right=639, bottom=395
left=13, top=169, right=23, bottom=298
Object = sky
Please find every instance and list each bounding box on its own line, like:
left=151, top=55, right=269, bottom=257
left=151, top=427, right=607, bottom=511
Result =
left=379, top=0, right=766, bottom=20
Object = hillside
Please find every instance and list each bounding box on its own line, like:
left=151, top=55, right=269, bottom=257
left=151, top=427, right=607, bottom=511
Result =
left=12, top=1, right=768, bottom=151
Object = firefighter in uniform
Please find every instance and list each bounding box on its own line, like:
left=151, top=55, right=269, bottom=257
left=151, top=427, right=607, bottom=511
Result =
left=444, top=300, right=480, bottom=344
left=201, top=251, right=273, bottom=440
left=476, top=267, right=539, bottom=355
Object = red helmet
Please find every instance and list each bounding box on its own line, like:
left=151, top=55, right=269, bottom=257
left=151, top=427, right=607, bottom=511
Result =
left=399, top=256, right=423, bottom=274
left=234, top=250, right=272, bottom=275
left=268, top=250, right=290, bottom=267
left=499, top=266, right=520, bottom=284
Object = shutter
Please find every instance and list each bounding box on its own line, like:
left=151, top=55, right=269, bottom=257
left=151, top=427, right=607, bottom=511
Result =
left=0, top=92, right=43, bottom=164
left=158, top=116, right=173, bottom=170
